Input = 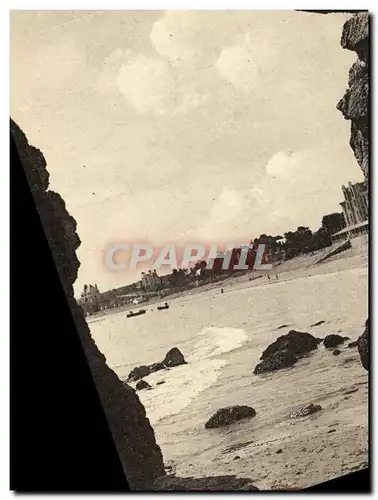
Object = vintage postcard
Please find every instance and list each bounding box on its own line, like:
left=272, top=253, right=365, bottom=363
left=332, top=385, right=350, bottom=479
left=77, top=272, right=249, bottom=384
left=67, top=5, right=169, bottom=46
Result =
left=10, top=10, right=369, bottom=491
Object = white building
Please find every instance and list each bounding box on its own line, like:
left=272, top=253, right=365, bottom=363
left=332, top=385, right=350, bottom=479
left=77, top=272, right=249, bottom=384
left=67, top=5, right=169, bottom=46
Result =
left=331, top=219, right=369, bottom=244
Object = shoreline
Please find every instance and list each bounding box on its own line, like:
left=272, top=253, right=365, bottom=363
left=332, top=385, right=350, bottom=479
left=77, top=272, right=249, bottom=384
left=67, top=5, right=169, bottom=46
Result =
left=87, top=242, right=368, bottom=323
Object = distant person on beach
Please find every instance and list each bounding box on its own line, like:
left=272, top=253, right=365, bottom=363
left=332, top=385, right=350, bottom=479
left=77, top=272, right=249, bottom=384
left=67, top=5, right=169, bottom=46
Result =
left=221, top=288, right=224, bottom=294
left=276, top=274, right=279, bottom=280
left=267, top=275, right=270, bottom=280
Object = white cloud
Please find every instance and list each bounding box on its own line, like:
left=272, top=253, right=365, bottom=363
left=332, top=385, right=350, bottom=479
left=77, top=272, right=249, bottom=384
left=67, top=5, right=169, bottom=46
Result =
left=96, top=11, right=214, bottom=116
left=195, top=148, right=352, bottom=242
left=97, top=49, right=129, bottom=93
left=216, top=40, right=260, bottom=93
left=150, top=11, right=206, bottom=63
left=99, top=49, right=206, bottom=116
left=117, top=54, right=175, bottom=115
left=265, top=150, right=303, bottom=179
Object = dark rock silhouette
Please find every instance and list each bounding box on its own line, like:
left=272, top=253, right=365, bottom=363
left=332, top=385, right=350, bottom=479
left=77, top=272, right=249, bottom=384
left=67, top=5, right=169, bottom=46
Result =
left=205, top=406, right=256, bottom=429
left=337, top=12, right=369, bottom=373
left=254, top=330, right=319, bottom=374
left=333, top=349, right=341, bottom=356
left=149, top=362, right=166, bottom=373
left=254, top=349, right=298, bottom=374
left=128, top=365, right=151, bottom=382
left=10, top=119, right=165, bottom=490
left=163, top=347, right=187, bottom=367
left=323, top=334, right=349, bottom=349
left=260, top=330, right=320, bottom=360
left=136, top=380, right=152, bottom=391
left=152, top=474, right=259, bottom=491
left=358, top=320, right=369, bottom=371
left=337, top=12, right=369, bottom=182
left=127, top=348, right=186, bottom=382
left=348, top=340, right=359, bottom=348
left=12, top=118, right=260, bottom=490
left=290, top=403, right=322, bottom=419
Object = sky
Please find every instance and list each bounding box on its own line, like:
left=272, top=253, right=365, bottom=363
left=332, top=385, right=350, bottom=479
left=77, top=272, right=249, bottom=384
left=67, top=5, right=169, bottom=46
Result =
left=10, top=10, right=364, bottom=294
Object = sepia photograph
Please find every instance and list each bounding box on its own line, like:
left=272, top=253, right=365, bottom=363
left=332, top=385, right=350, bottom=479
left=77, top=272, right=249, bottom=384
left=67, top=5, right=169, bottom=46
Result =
left=10, top=9, right=369, bottom=491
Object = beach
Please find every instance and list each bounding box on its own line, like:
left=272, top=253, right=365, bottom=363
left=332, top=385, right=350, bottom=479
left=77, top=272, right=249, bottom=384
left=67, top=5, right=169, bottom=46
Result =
left=89, top=244, right=368, bottom=490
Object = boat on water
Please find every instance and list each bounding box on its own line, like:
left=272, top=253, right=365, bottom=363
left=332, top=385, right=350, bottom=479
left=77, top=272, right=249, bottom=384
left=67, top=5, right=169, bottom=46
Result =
left=157, top=302, right=170, bottom=311
left=127, top=309, right=147, bottom=318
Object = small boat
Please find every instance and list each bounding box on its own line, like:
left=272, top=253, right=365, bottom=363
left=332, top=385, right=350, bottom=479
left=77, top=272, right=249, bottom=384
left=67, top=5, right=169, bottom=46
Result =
left=157, top=302, right=170, bottom=311
left=127, top=309, right=147, bottom=318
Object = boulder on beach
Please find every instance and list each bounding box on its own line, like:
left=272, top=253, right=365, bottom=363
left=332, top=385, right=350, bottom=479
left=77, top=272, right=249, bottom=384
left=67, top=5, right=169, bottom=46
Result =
left=205, top=406, right=256, bottom=429
left=127, top=347, right=187, bottom=382
left=333, top=349, right=341, bottom=356
left=347, top=340, right=359, bottom=348
left=149, top=362, right=166, bottom=373
left=260, top=330, right=320, bottom=361
left=290, top=403, right=322, bottom=419
left=323, top=334, right=349, bottom=349
left=358, top=319, right=369, bottom=371
left=254, top=330, right=320, bottom=375
left=163, top=347, right=187, bottom=367
left=254, top=349, right=298, bottom=374
left=127, top=365, right=151, bottom=382
left=136, top=379, right=151, bottom=391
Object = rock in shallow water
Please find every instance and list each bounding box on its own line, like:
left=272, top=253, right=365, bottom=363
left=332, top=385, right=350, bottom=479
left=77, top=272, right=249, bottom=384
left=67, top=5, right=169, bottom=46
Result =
left=127, top=347, right=187, bottom=381
left=163, top=347, right=188, bottom=368
left=136, top=379, right=151, bottom=391
left=127, top=365, right=151, bottom=382
left=260, top=330, right=320, bottom=360
left=290, top=403, right=322, bottom=419
left=348, top=340, right=359, bottom=348
left=323, top=334, right=349, bottom=349
left=254, top=330, right=320, bottom=374
left=254, top=349, right=298, bottom=374
left=205, top=406, right=256, bottom=429
left=333, top=349, right=341, bottom=356
left=149, top=362, right=165, bottom=373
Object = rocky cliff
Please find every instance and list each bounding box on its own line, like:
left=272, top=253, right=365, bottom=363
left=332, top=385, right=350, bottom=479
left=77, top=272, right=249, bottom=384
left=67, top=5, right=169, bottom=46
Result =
left=10, top=119, right=166, bottom=490
left=337, top=12, right=369, bottom=373
left=337, top=12, right=369, bottom=182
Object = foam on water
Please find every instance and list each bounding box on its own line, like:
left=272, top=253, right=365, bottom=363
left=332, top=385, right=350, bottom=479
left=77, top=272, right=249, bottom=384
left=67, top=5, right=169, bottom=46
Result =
left=135, top=326, right=248, bottom=425
left=191, top=326, right=248, bottom=360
